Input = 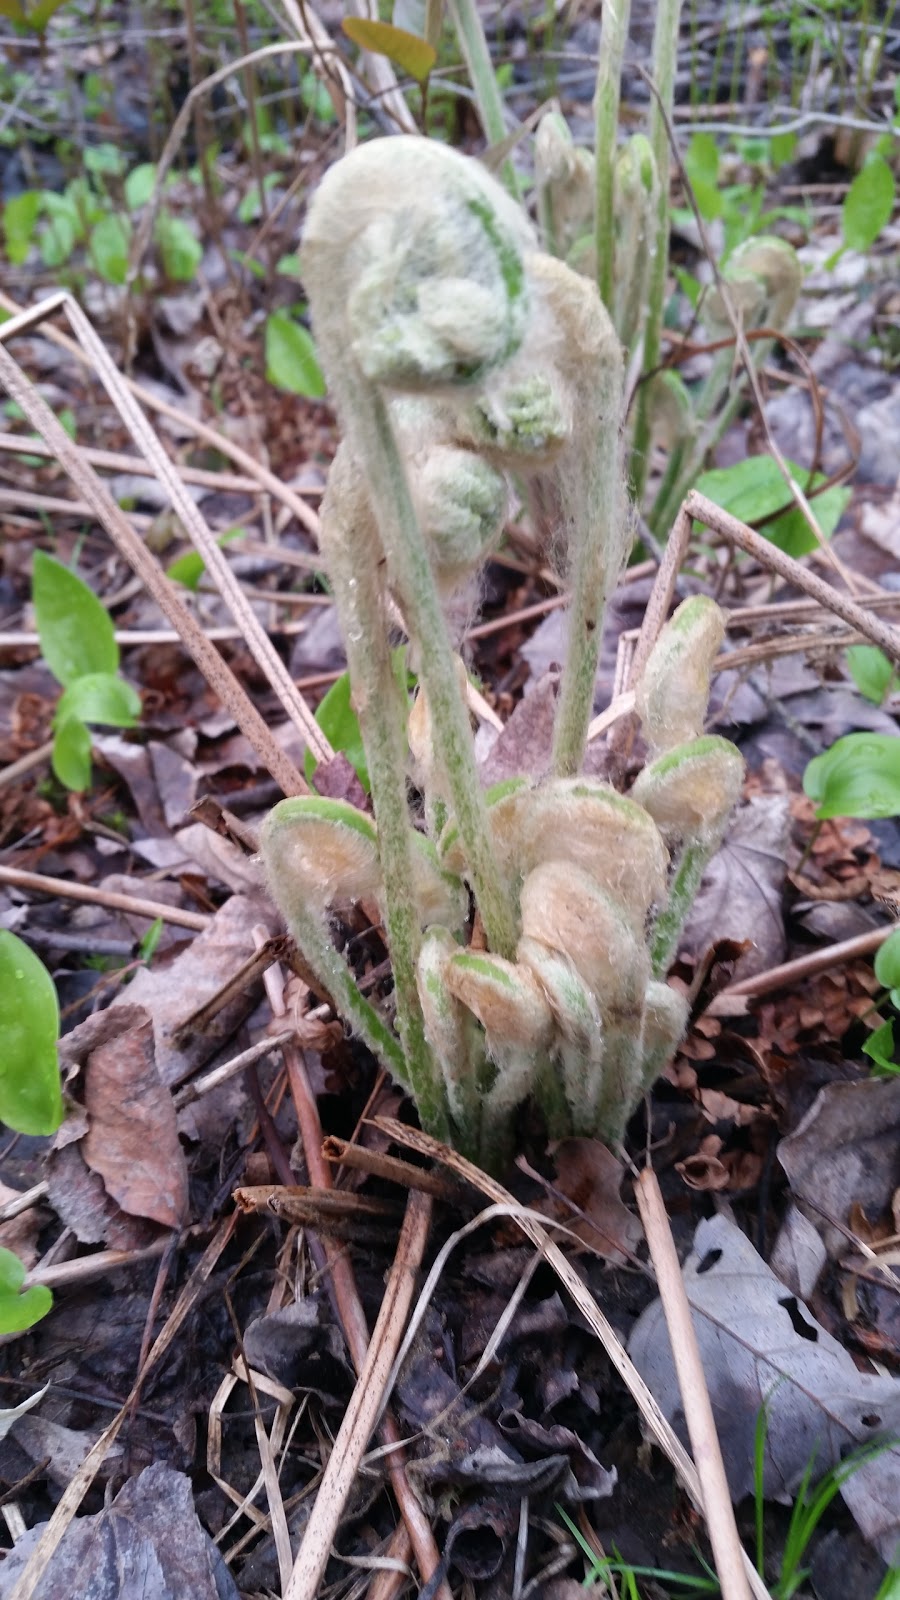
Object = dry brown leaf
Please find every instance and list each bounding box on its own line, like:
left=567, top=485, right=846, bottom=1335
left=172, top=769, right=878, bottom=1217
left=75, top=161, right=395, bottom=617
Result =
left=545, top=1138, right=642, bottom=1264
left=82, top=1015, right=188, bottom=1230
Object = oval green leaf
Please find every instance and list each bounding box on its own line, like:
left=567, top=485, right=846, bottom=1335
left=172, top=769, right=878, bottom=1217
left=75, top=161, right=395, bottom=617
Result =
left=863, top=1019, right=898, bottom=1076
left=265, top=311, right=326, bottom=398
left=155, top=212, right=202, bottom=281
left=0, top=1249, right=52, bottom=1334
left=89, top=213, right=131, bottom=285
left=842, top=155, right=896, bottom=254
left=55, top=672, right=141, bottom=729
left=846, top=645, right=895, bottom=706
left=0, top=931, right=63, bottom=1136
left=874, top=927, right=900, bottom=992
left=51, top=716, right=92, bottom=791
left=304, top=669, right=369, bottom=792
left=33, top=550, right=118, bottom=686
left=803, top=732, right=900, bottom=820
left=124, top=163, right=157, bottom=210
left=341, top=17, right=436, bottom=81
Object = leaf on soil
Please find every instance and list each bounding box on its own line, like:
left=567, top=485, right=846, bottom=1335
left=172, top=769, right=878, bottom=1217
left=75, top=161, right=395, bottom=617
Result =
left=0, top=1462, right=239, bottom=1600
left=679, top=794, right=791, bottom=977
left=777, top=1078, right=900, bottom=1256
left=545, top=1138, right=643, bottom=1264
left=629, top=1212, right=900, bottom=1559
left=81, top=1011, right=188, bottom=1230
left=478, top=670, right=559, bottom=786
left=117, top=894, right=278, bottom=1085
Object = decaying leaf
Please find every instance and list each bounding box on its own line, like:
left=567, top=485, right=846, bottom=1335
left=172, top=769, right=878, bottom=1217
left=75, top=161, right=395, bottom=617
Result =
left=545, top=1138, right=643, bottom=1264
left=630, top=1212, right=900, bottom=1560
left=82, top=1012, right=188, bottom=1230
left=0, top=1463, right=238, bottom=1599
left=778, top=1077, right=900, bottom=1256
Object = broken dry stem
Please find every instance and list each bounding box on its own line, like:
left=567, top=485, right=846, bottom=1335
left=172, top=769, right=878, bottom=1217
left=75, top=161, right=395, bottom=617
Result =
left=283, top=1189, right=434, bottom=1600
left=269, top=970, right=451, bottom=1599
left=635, top=1168, right=752, bottom=1600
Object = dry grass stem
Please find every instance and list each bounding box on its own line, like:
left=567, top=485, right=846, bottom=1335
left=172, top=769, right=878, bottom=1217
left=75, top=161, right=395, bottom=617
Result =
left=712, top=923, right=897, bottom=1006
left=0, top=287, right=322, bottom=540
left=263, top=961, right=452, bottom=1596
left=0, top=335, right=311, bottom=797
left=635, top=1167, right=752, bottom=1600
left=283, top=1190, right=433, bottom=1600
left=687, top=490, right=900, bottom=663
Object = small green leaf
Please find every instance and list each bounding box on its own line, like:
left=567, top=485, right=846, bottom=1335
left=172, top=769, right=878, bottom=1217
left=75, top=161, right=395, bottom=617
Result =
left=155, top=212, right=202, bottom=281
left=33, top=550, right=118, bottom=686
left=342, top=17, right=436, bottom=81
left=138, top=918, right=164, bottom=962
left=694, top=456, right=851, bottom=557
left=18, top=0, right=70, bottom=31
left=38, top=208, right=77, bottom=268
left=265, top=311, right=326, bottom=398
left=84, top=142, right=126, bottom=177
left=875, top=927, right=900, bottom=992
left=3, top=191, right=40, bottom=265
left=863, top=1019, right=898, bottom=1076
left=770, top=130, right=797, bottom=168
left=674, top=266, right=702, bottom=309
left=165, top=527, right=245, bottom=591
left=803, top=732, right=900, bottom=820
left=52, top=716, right=92, bottom=790
left=0, top=930, right=63, bottom=1136
left=0, top=1249, right=52, bottom=1334
left=846, top=644, right=895, bottom=705
left=842, top=155, right=895, bottom=253
left=684, top=133, right=721, bottom=220
left=236, top=172, right=280, bottom=224
left=275, top=252, right=303, bottom=278
left=685, top=133, right=719, bottom=188
left=89, top=213, right=131, bottom=284
left=55, top=672, right=141, bottom=729
left=304, top=669, right=370, bottom=792
left=124, top=163, right=157, bottom=210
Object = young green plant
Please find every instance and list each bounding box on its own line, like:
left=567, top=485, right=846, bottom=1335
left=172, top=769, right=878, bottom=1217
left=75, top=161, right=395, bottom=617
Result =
left=260, top=141, right=743, bottom=1168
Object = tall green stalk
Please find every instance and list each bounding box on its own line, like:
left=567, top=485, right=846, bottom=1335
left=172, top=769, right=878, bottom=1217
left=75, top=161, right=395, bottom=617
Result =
left=629, top=0, right=684, bottom=506
left=318, top=456, right=448, bottom=1139
left=594, top=0, right=633, bottom=309
left=447, top=0, right=522, bottom=200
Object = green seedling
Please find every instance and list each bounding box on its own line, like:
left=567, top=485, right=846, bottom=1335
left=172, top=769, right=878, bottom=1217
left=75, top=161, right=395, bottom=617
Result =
left=33, top=550, right=141, bottom=791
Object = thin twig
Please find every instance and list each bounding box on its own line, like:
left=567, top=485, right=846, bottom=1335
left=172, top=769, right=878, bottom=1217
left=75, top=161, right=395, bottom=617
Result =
left=712, top=923, right=895, bottom=1004
left=0, top=866, right=211, bottom=931
left=686, top=490, right=900, bottom=664
left=262, top=961, right=452, bottom=1598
